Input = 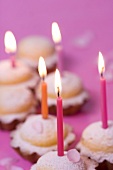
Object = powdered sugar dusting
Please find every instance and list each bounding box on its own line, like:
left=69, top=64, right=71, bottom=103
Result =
left=32, top=121, right=43, bottom=134
left=46, top=71, right=83, bottom=95
left=77, top=121, right=113, bottom=163
left=30, top=151, right=98, bottom=170
left=37, top=71, right=89, bottom=108
left=10, top=115, right=75, bottom=156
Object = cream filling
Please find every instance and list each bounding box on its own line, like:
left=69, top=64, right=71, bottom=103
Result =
left=0, top=73, right=39, bottom=89
left=10, top=118, right=75, bottom=156
left=0, top=106, right=35, bottom=124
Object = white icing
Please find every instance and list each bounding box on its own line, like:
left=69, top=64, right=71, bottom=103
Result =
left=47, top=91, right=88, bottom=108
left=30, top=151, right=98, bottom=170
left=19, top=52, right=57, bottom=69
left=10, top=115, right=75, bottom=156
left=37, top=71, right=89, bottom=108
left=0, top=60, right=39, bottom=88
left=77, top=121, right=113, bottom=163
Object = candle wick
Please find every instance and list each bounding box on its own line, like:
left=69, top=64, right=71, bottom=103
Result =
left=42, top=75, right=45, bottom=81
left=101, top=67, right=105, bottom=78
left=57, top=87, right=60, bottom=97
left=101, top=71, right=103, bottom=78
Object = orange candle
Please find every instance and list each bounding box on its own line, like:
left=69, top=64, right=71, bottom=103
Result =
left=38, top=56, right=48, bottom=119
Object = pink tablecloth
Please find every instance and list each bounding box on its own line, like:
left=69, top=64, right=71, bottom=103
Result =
left=1, top=0, right=113, bottom=169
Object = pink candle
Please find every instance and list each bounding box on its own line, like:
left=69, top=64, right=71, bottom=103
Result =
left=4, top=31, right=17, bottom=68
left=11, top=55, right=16, bottom=68
left=55, top=69, right=64, bottom=156
left=98, top=52, right=108, bottom=129
left=57, top=96, right=64, bottom=156
left=100, top=76, right=108, bottom=128
left=52, top=22, right=63, bottom=74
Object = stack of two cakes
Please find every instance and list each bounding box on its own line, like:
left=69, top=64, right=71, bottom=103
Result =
left=0, top=59, right=38, bottom=130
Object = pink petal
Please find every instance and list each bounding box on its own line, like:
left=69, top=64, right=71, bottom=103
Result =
left=32, top=121, right=43, bottom=133
left=67, top=149, right=80, bottom=163
left=0, top=157, right=17, bottom=166
left=11, top=165, right=24, bottom=170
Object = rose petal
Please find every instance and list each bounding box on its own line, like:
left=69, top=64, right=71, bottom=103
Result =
left=67, top=149, right=80, bottom=163
left=0, top=157, right=17, bottom=166
left=74, top=31, right=94, bottom=48
left=11, top=165, right=24, bottom=170
left=32, top=121, right=43, bottom=133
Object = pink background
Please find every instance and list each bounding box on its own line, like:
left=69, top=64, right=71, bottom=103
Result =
left=1, top=0, right=113, bottom=169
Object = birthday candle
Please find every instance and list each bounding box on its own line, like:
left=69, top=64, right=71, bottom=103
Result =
left=38, top=56, right=48, bottom=119
left=55, top=69, right=64, bottom=156
left=98, top=52, right=108, bottom=129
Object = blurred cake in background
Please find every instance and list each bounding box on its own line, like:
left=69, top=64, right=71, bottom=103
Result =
left=0, top=59, right=39, bottom=89
left=17, top=36, right=57, bottom=73
left=36, top=71, right=89, bottom=115
left=10, top=114, right=75, bottom=163
left=0, top=87, right=36, bottom=130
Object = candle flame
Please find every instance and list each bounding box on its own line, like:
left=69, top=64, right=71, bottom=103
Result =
left=52, top=22, right=62, bottom=43
left=4, top=31, right=17, bottom=53
left=55, top=69, right=62, bottom=96
left=38, top=56, right=47, bottom=79
left=98, top=52, right=105, bottom=75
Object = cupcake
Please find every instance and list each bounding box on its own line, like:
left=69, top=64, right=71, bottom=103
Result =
left=0, top=60, right=39, bottom=88
left=0, top=59, right=39, bottom=89
left=17, top=36, right=57, bottom=73
left=77, top=121, right=113, bottom=170
left=30, top=149, right=98, bottom=170
left=0, top=87, right=36, bottom=130
left=10, top=114, right=75, bottom=163
left=36, top=71, right=89, bottom=115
